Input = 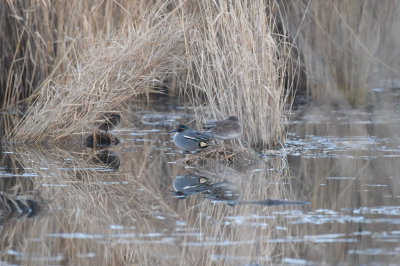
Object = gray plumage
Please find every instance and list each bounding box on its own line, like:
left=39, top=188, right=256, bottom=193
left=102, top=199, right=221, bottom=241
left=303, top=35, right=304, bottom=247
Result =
left=170, top=125, right=213, bottom=150
left=203, top=116, right=243, bottom=140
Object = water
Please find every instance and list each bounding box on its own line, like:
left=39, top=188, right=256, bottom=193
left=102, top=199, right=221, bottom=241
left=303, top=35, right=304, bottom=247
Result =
left=0, top=93, right=400, bottom=265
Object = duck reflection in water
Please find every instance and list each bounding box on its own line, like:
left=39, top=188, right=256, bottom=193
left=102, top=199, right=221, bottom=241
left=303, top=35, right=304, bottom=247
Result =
left=0, top=193, right=49, bottom=222
left=86, top=132, right=121, bottom=147
left=171, top=173, right=309, bottom=206
left=171, top=173, right=212, bottom=199
left=171, top=173, right=241, bottom=202
left=203, top=181, right=241, bottom=201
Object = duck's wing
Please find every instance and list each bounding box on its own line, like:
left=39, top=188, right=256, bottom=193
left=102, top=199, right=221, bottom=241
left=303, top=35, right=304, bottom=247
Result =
left=183, top=131, right=213, bottom=142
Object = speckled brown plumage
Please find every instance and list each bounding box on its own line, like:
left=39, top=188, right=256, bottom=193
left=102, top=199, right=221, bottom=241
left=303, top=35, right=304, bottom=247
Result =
left=203, top=116, right=243, bottom=140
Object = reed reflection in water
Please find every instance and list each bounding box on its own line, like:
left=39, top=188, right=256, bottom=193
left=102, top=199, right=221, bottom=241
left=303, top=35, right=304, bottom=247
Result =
left=0, top=110, right=302, bottom=266
left=287, top=102, right=400, bottom=265
left=3, top=99, right=399, bottom=265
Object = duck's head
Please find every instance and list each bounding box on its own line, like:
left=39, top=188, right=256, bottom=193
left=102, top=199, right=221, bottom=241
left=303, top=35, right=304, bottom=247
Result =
left=227, top=116, right=239, bottom=122
left=170, top=124, right=188, bottom=133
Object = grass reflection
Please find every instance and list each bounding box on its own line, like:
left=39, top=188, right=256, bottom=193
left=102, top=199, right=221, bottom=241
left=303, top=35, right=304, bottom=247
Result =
left=0, top=134, right=303, bottom=265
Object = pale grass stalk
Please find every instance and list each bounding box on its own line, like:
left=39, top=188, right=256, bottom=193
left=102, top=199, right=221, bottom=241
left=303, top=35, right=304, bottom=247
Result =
left=281, top=0, right=400, bottom=105
left=183, top=0, right=294, bottom=147
left=7, top=5, right=189, bottom=143
left=1, top=0, right=188, bottom=109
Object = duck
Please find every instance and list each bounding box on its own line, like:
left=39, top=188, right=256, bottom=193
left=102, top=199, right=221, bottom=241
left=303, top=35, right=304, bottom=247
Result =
left=203, top=116, right=243, bottom=140
left=170, top=124, right=213, bottom=150
left=98, top=113, right=121, bottom=133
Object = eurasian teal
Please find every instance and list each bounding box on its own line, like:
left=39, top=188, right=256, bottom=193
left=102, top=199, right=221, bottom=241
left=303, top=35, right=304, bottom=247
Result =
left=170, top=125, right=213, bottom=150
left=98, top=113, right=121, bottom=133
left=203, top=116, right=243, bottom=140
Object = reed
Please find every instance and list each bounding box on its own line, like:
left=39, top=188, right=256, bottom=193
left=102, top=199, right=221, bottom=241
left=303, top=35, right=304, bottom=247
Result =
left=184, top=0, right=295, bottom=146
left=5, top=0, right=294, bottom=146
left=0, top=0, right=183, bottom=109
left=281, top=0, right=400, bottom=105
left=7, top=3, right=188, bottom=143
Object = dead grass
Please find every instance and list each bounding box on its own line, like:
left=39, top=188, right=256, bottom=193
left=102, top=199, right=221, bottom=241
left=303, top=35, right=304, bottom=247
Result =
left=184, top=0, right=295, bottom=146
left=5, top=0, right=294, bottom=147
left=7, top=3, right=188, bottom=143
left=0, top=0, right=186, bottom=109
left=281, top=0, right=400, bottom=105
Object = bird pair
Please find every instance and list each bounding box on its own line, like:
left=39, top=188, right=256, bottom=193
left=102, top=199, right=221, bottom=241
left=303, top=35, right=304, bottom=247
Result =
left=171, top=173, right=241, bottom=201
left=170, top=116, right=243, bottom=150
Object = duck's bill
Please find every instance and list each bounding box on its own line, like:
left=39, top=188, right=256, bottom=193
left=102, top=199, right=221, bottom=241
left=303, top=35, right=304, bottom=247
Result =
left=170, top=129, right=178, bottom=133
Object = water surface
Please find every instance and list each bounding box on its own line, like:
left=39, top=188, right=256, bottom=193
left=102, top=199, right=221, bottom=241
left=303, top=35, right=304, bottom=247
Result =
left=1, top=92, right=400, bottom=265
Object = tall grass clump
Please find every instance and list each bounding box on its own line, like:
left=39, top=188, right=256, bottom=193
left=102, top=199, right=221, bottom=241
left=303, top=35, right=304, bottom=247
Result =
left=184, top=0, right=295, bottom=146
left=7, top=0, right=294, bottom=146
left=0, top=0, right=126, bottom=109
left=281, top=0, right=400, bottom=105
left=0, top=0, right=193, bottom=109
left=7, top=4, right=188, bottom=143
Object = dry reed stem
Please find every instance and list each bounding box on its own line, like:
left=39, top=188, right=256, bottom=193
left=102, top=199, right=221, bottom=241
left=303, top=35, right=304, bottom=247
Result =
left=7, top=4, right=189, bottom=143
left=6, top=0, right=294, bottom=149
left=0, top=0, right=188, bottom=109
left=281, top=0, right=400, bottom=105
left=183, top=0, right=294, bottom=146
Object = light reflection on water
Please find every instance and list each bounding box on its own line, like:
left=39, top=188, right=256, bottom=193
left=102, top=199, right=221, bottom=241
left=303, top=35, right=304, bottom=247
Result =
left=0, top=96, right=400, bottom=265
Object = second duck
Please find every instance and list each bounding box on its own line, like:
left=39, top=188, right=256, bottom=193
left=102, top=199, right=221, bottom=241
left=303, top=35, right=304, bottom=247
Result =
left=203, top=116, right=243, bottom=140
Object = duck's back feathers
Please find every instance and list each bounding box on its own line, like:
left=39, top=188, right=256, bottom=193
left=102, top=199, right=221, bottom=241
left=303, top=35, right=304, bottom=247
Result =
left=203, top=116, right=242, bottom=140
